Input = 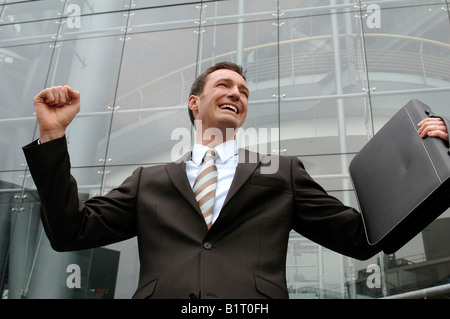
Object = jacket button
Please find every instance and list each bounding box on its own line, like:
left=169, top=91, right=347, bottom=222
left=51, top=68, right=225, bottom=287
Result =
left=189, top=293, right=197, bottom=299
left=202, top=242, right=212, bottom=250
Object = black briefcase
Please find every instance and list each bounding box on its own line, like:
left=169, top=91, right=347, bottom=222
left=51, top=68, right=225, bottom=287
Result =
left=349, top=99, right=450, bottom=254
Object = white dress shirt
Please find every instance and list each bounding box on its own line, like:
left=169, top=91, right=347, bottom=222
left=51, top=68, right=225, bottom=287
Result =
left=186, top=139, right=239, bottom=225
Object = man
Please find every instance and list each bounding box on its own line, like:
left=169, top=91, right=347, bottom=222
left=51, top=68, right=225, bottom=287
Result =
left=23, top=62, right=448, bottom=299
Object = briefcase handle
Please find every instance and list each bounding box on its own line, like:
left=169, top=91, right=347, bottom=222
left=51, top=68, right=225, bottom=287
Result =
left=425, top=109, right=450, bottom=155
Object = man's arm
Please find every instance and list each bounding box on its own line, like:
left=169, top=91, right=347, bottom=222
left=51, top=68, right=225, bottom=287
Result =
left=24, top=86, right=137, bottom=251
left=290, top=156, right=382, bottom=260
left=24, top=136, right=140, bottom=251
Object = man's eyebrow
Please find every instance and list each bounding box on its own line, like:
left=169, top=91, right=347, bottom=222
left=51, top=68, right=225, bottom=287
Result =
left=240, top=83, right=250, bottom=94
left=216, top=78, right=249, bottom=93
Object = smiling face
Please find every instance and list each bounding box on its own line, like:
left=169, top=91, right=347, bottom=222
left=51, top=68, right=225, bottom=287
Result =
left=189, top=68, right=249, bottom=145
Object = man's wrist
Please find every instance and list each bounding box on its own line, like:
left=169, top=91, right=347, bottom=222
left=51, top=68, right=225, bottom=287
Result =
left=39, top=130, right=66, bottom=143
left=38, top=134, right=66, bottom=145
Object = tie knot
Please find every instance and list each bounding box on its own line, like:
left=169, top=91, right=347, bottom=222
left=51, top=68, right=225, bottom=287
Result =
left=204, top=149, right=217, bottom=162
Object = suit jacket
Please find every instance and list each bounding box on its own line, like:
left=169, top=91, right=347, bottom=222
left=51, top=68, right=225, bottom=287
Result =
left=23, top=136, right=381, bottom=299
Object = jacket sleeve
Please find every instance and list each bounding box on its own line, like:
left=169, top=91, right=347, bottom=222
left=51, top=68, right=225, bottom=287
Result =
left=22, top=136, right=139, bottom=251
left=290, top=156, right=381, bottom=260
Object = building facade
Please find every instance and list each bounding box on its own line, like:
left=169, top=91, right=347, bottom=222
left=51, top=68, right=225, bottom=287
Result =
left=1, top=0, right=449, bottom=299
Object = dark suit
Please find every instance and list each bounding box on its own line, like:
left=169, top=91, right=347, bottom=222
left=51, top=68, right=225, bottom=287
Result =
left=23, top=136, right=380, bottom=299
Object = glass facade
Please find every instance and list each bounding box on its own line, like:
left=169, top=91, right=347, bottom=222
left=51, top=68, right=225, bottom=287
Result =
left=1, top=0, right=449, bottom=299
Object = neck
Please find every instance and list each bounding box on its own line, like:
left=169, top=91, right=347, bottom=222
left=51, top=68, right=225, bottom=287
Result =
left=195, top=126, right=238, bottom=148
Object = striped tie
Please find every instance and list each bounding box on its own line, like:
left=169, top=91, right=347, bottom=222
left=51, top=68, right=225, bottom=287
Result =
left=193, top=149, right=217, bottom=229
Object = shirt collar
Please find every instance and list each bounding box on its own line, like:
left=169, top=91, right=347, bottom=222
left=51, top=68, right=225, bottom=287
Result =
left=192, top=140, right=238, bottom=166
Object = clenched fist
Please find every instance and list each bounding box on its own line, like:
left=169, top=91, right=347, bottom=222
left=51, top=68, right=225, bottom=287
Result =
left=34, top=85, right=80, bottom=143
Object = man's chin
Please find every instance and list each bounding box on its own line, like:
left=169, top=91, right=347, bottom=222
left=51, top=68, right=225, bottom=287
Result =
left=195, top=117, right=245, bottom=135
left=219, top=119, right=244, bottom=132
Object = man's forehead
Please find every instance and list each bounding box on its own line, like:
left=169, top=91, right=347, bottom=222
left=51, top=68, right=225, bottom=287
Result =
left=207, top=69, right=247, bottom=84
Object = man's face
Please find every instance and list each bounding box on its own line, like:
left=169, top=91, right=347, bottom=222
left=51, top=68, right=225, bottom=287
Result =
left=189, top=69, right=249, bottom=133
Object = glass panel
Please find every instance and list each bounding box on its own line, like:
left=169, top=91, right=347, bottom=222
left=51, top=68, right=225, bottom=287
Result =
left=3, top=166, right=103, bottom=299
left=281, top=96, right=372, bottom=156
left=280, top=61, right=371, bottom=155
left=280, top=0, right=358, bottom=18
left=279, top=10, right=372, bottom=159
left=0, top=0, right=64, bottom=24
left=286, top=233, right=323, bottom=298
left=0, top=120, right=35, bottom=172
left=0, top=171, right=28, bottom=204
left=287, top=206, right=383, bottom=299
left=62, top=0, right=130, bottom=16
left=43, top=36, right=124, bottom=167
left=298, top=154, right=356, bottom=192
left=360, top=0, right=443, bottom=9
left=71, top=167, right=104, bottom=199
left=239, top=101, right=279, bottom=155
left=364, top=3, right=450, bottom=130
left=102, top=165, right=140, bottom=299
left=132, top=0, right=204, bottom=10
left=102, top=165, right=140, bottom=193
left=0, top=201, right=13, bottom=298
left=59, top=11, right=128, bottom=40
left=0, top=18, right=59, bottom=46
left=358, top=4, right=450, bottom=298
left=128, top=3, right=201, bottom=33
left=380, top=209, right=450, bottom=297
left=0, top=42, right=54, bottom=171
left=103, top=239, right=139, bottom=299
left=278, top=13, right=369, bottom=99
left=370, top=91, right=450, bottom=133
left=202, top=0, right=276, bottom=25
left=107, top=28, right=198, bottom=165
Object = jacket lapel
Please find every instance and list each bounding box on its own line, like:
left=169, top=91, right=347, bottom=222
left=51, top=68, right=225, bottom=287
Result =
left=165, top=152, right=201, bottom=214
left=223, top=148, right=260, bottom=207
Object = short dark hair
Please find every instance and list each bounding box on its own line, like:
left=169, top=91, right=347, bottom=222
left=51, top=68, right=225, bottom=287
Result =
left=188, top=61, right=247, bottom=126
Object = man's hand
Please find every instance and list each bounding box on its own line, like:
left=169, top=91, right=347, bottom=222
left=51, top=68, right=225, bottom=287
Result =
left=418, top=117, right=448, bottom=142
left=34, top=85, right=80, bottom=143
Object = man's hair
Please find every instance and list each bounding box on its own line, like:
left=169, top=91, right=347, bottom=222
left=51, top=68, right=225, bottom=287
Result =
left=188, top=61, right=247, bottom=126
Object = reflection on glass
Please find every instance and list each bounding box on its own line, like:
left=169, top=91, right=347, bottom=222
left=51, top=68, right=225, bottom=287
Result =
left=59, top=11, right=128, bottom=40
left=129, top=4, right=200, bottom=33
left=0, top=41, right=55, bottom=170
left=364, top=3, right=450, bottom=126
left=42, top=36, right=125, bottom=167
left=62, top=0, right=130, bottom=16
left=0, top=0, right=64, bottom=24
left=108, top=28, right=198, bottom=165
left=280, top=0, right=358, bottom=18
left=280, top=97, right=372, bottom=156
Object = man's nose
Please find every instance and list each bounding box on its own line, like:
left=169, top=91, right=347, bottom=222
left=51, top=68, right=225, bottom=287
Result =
left=227, top=85, right=240, bottom=100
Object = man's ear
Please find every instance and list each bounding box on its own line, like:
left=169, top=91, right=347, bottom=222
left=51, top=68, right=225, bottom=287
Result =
left=188, top=95, right=199, bottom=112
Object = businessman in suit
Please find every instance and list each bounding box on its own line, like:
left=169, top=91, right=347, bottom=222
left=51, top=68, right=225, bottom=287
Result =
left=23, top=62, right=448, bottom=299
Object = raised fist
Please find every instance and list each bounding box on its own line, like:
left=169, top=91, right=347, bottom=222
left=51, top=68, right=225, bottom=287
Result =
left=34, top=85, right=80, bottom=143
